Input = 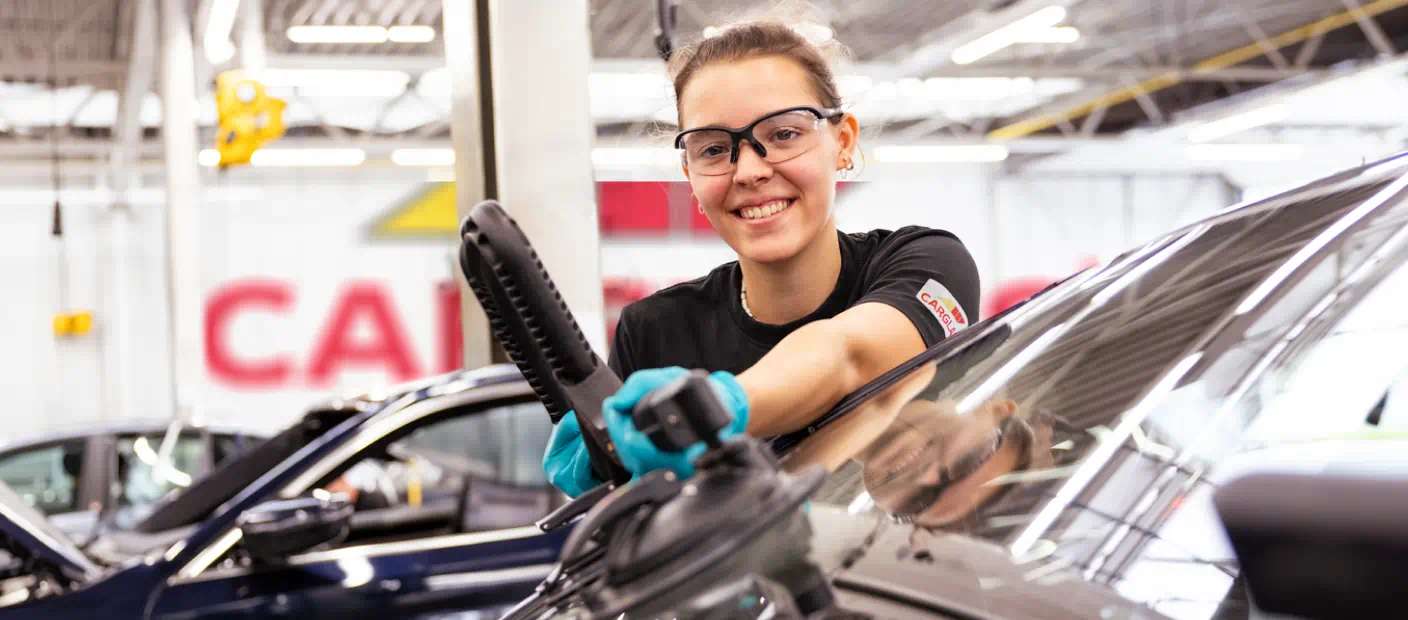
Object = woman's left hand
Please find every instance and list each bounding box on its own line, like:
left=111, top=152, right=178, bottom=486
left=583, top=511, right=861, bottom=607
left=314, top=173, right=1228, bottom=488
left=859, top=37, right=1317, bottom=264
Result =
left=603, top=367, right=750, bottom=479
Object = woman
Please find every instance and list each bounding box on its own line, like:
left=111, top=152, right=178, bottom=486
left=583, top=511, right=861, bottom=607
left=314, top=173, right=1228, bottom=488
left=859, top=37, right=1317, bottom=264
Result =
left=546, top=21, right=980, bottom=495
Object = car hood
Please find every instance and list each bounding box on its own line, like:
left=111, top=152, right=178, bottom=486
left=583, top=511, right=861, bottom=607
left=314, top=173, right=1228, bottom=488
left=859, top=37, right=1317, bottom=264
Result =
left=0, top=481, right=99, bottom=584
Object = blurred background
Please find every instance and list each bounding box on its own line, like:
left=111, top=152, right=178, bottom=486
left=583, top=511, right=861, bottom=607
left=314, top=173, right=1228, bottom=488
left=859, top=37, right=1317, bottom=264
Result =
left=3, top=0, right=1407, bottom=437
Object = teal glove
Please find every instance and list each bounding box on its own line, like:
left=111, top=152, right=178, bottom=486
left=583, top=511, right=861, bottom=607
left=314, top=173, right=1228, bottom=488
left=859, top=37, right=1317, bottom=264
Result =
left=603, top=367, right=750, bottom=480
left=541, top=411, right=600, bottom=498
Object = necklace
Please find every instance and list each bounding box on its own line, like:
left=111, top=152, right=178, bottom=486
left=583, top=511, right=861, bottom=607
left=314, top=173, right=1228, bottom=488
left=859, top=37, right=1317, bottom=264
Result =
left=740, top=282, right=755, bottom=318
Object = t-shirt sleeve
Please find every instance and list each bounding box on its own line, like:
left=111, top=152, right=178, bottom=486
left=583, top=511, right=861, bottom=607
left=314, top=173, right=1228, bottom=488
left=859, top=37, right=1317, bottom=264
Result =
left=607, top=306, right=638, bottom=380
left=855, top=228, right=981, bottom=348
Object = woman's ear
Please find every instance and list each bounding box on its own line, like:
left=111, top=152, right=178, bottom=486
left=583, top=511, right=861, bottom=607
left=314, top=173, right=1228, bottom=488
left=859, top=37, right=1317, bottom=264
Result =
left=835, top=113, right=860, bottom=168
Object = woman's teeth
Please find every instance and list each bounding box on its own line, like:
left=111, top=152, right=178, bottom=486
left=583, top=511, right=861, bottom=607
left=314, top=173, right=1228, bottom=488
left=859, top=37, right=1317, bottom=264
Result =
left=739, top=199, right=792, bottom=220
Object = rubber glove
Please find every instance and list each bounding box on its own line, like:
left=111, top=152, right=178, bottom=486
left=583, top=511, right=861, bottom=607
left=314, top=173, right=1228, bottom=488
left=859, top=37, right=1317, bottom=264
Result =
left=541, top=411, right=600, bottom=497
left=603, top=366, right=750, bottom=480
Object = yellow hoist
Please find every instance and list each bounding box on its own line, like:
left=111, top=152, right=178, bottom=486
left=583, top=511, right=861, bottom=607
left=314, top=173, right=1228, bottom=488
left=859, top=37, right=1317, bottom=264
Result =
left=214, top=70, right=286, bottom=168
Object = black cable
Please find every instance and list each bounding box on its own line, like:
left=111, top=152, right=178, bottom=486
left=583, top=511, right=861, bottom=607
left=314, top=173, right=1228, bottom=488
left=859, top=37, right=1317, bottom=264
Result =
left=48, top=2, right=65, bottom=241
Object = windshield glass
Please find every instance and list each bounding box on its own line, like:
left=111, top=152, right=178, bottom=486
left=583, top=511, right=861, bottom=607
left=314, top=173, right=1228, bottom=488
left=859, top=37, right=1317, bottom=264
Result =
left=789, top=158, right=1408, bottom=619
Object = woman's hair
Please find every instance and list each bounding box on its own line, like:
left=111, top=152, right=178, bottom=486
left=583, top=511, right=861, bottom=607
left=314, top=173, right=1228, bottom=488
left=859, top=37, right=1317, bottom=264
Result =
left=667, top=21, right=844, bottom=124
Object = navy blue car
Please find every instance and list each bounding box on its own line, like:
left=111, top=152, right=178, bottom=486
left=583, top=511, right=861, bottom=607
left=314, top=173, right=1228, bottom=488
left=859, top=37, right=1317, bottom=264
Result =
left=0, top=365, right=568, bottom=618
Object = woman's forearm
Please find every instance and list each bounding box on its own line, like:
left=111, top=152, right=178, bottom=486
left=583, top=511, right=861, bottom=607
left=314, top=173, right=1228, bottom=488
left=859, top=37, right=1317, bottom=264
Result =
left=738, top=303, right=927, bottom=437
left=738, top=320, right=860, bottom=436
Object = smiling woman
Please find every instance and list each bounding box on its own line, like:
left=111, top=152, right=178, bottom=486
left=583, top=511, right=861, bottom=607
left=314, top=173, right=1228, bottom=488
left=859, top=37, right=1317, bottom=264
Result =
left=543, top=15, right=981, bottom=497
left=543, top=15, right=985, bottom=498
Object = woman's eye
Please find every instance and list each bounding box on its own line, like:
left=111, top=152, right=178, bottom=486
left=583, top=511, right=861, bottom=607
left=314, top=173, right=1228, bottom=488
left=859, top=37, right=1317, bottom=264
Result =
left=771, top=128, right=801, bottom=142
left=697, top=144, right=729, bottom=158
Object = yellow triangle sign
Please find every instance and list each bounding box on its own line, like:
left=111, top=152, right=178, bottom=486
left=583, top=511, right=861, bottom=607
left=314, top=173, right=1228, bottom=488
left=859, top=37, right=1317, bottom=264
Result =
left=369, top=182, right=460, bottom=239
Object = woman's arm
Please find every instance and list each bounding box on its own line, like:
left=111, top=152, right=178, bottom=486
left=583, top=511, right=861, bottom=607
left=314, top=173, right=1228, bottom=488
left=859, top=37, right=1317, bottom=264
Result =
left=738, top=301, right=929, bottom=437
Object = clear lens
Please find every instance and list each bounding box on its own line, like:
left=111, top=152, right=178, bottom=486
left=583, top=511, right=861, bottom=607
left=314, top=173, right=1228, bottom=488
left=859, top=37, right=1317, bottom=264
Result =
left=679, top=109, right=827, bottom=176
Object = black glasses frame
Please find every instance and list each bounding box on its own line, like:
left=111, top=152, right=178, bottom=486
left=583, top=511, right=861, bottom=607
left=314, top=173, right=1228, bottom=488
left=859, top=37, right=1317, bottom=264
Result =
left=673, top=105, right=844, bottom=164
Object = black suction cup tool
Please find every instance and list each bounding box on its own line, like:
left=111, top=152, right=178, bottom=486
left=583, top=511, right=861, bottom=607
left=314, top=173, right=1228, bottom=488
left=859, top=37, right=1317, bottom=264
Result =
left=586, top=372, right=833, bottom=618
left=503, top=371, right=845, bottom=620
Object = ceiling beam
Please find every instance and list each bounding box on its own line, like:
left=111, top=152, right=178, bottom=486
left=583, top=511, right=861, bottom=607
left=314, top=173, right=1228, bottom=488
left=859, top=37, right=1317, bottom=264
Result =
left=988, top=0, right=1408, bottom=140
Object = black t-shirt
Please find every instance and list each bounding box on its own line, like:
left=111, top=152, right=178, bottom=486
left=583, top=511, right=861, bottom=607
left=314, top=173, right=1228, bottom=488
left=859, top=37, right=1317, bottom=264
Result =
left=608, top=227, right=980, bottom=380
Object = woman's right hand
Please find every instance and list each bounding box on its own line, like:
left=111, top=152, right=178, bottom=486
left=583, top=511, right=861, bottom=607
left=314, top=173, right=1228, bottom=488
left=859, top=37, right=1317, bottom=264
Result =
left=541, top=411, right=602, bottom=497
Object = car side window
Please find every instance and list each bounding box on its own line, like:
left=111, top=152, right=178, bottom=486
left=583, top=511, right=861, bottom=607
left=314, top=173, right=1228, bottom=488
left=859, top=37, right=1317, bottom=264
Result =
left=0, top=440, right=86, bottom=515
left=316, top=400, right=556, bottom=546
left=115, top=433, right=207, bottom=509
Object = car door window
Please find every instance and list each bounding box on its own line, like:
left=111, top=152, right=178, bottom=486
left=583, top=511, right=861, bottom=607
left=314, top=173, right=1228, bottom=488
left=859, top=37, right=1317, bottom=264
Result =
left=115, top=433, right=206, bottom=509
left=316, top=400, right=555, bottom=546
left=0, top=440, right=85, bottom=515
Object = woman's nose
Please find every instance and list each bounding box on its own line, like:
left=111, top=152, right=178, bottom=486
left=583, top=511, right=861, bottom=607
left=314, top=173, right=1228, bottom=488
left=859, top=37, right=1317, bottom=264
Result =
left=732, top=141, right=773, bottom=186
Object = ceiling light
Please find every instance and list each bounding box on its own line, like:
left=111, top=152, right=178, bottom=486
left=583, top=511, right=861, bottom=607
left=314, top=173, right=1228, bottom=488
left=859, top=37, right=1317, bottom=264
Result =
left=1014, top=26, right=1080, bottom=44
left=951, top=6, right=1068, bottom=65
left=873, top=144, right=1010, bottom=163
left=258, top=68, right=410, bottom=97
left=250, top=148, right=366, bottom=167
left=388, top=25, right=436, bottom=43
left=198, top=149, right=222, bottom=167
left=391, top=148, right=455, bottom=166
left=591, top=147, right=678, bottom=168
left=1185, top=143, right=1303, bottom=162
left=1187, top=104, right=1291, bottom=142
left=203, top=0, right=240, bottom=64
left=588, top=72, right=671, bottom=99
left=286, top=25, right=388, bottom=44
left=794, top=22, right=834, bottom=45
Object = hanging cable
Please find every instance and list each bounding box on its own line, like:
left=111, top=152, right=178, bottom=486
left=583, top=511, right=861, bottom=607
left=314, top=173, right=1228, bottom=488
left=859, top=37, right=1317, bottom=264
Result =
left=48, top=1, right=69, bottom=318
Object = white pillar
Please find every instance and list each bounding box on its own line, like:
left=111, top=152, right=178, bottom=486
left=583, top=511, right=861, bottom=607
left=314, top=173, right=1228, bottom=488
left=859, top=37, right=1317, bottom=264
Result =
left=161, top=0, right=204, bottom=422
left=488, top=0, right=607, bottom=353
left=442, top=0, right=495, bottom=369
left=102, top=0, right=158, bottom=423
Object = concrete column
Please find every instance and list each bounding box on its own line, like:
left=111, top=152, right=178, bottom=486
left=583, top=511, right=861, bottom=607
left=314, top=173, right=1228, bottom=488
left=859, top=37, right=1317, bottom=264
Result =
left=442, top=0, right=495, bottom=370
left=160, top=0, right=204, bottom=422
left=488, top=0, right=607, bottom=353
left=101, top=0, right=159, bottom=422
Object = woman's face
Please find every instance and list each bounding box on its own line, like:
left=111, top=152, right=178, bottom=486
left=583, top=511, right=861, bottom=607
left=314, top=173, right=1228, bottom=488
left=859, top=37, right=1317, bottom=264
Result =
left=677, top=55, right=857, bottom=265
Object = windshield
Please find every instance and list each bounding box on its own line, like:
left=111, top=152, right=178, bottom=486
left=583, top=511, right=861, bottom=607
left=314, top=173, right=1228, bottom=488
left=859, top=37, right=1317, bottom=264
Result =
left=788, top=156, right=1408, bottom=619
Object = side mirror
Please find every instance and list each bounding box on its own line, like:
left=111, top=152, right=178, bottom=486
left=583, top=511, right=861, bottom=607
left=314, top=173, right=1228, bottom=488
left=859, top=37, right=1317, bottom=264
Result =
left=237, top=495, right=352, bottom=563
left=1215, top=472, right=1408, bottom=619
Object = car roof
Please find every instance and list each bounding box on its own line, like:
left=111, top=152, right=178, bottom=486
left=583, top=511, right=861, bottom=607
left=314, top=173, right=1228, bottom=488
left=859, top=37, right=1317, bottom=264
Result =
left=0, top=420, right=264, bottom=455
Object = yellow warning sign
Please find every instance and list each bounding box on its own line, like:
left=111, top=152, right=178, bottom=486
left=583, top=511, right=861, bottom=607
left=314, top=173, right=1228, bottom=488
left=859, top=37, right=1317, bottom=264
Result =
left=369, top=182, right=460, bottom=239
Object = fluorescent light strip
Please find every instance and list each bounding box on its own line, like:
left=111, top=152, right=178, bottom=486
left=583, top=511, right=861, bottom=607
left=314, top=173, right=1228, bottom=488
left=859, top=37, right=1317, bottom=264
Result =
left=258, top=68, right=410, bottom=97
left=591, top=147, right=678, bottom=167
left=952, top=6, right=1068, bottom=65
left=1187, top=104, right=1290, bottom=142
left=388, top=25, right=436, bottom=43
left=284, top=25, right=436, bottom=45
left=287, top=25, right=389, bottom=44
left=1014, top=26, right=1080, bottom=44
left=391, top=148, right=455, bottom=166
left=1185, top=143, right=1303, bottom=162
left=250, top=148, right=366, bottom=167
left=873, top=144, right=1010, bottom=163
left=203, top=0, right=240, bottom=64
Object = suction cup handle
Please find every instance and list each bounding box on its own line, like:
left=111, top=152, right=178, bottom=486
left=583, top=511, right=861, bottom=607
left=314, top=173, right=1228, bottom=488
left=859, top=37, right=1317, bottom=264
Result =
left=631, top=371, right=732, bottom=452
left=458, top=200, right=629, bottom=485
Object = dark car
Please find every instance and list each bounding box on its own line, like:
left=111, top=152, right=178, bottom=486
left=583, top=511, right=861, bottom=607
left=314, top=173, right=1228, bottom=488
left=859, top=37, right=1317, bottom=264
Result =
left=0, top=365, right=567, bottom=618
left=508, top=153, right=1408, bottom=618
left=0, top=423, right=263, bottom=541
